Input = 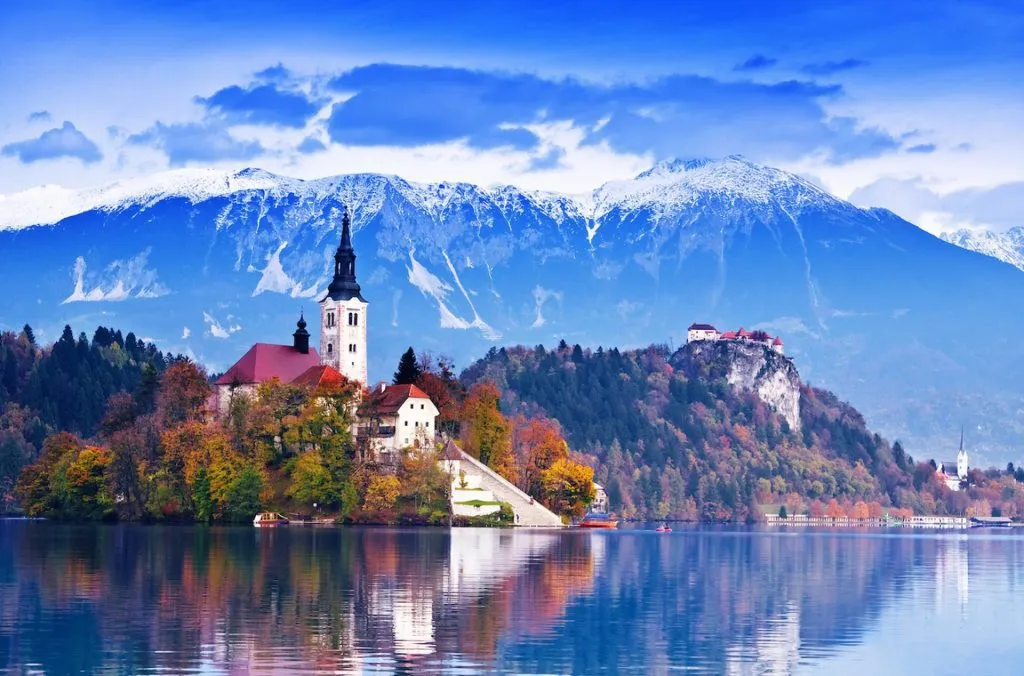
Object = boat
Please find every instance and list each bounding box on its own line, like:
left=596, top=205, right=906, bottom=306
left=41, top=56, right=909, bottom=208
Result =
left=253, top=512, right=289, bottom=527
left=656, top=524, right=672, bottom=532
left=578, top=513, right=618, bottom=529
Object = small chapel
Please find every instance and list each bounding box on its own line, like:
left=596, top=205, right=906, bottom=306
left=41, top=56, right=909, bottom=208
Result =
left=937, top=427, right=970, bottom=492
left=211, top=207, right=439, bottom=460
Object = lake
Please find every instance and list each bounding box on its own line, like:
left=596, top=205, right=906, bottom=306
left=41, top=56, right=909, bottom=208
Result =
left=1, top=522, right=1023, bottom=674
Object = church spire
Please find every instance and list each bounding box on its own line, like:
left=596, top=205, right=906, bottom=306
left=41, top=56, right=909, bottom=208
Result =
left=325, top=206, right=366, bottom=302
left=959, top=424, right=964, bottom=452
left=292, top=311, right=310, bottom=354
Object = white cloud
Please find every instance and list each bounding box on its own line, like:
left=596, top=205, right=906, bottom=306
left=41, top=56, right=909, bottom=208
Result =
left=62, top=248, right=169, bottom=303
left=203, top=311, right=241, bottom=339
left=182, top=326, right=191, bottom=339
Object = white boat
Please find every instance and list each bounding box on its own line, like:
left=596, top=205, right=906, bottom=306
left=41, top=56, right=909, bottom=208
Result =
left=253, top=512, right=289, bottom=527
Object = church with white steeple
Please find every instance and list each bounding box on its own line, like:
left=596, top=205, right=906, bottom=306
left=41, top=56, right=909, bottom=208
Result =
left=938, top=427, right=970, bottom=492
left=319, top=207, right=368, bottom=385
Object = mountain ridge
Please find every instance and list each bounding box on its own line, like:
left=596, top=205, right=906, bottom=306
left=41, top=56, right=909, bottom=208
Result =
left=1, top=156, right=1023, bottom=464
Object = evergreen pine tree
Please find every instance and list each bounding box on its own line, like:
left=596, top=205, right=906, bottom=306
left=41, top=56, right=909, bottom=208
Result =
left=393, top=347, right=422, bottom=385
left=21, top=324, right=35, bottom=346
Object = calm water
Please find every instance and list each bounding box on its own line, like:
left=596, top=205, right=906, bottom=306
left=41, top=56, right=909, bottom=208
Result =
left=2, top=523, right=1024, bottom=675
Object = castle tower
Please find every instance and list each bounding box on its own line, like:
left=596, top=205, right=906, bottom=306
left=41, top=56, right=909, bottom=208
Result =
left=320, top=207, right=368, bottom=384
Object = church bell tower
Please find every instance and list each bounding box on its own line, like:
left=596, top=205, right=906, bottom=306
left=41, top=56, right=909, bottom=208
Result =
left=320, top=207, right=368, bottom=384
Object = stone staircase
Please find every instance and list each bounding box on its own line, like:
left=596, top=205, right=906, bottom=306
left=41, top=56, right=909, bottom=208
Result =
left=444, top=442, right=564, bottom=528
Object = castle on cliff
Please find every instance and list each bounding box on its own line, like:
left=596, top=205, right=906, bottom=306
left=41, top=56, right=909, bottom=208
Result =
left=686, top=323, right=784, bottom=355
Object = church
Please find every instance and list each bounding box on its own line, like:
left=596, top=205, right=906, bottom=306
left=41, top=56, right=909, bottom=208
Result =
left=937, top=428, right=970, bottom=492
left=211, top=207, right=439, bottom=460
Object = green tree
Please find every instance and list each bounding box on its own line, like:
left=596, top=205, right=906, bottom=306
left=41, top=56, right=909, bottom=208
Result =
left=192, top=467, right=213, bottom=522
left=778, top=504, right=788, bottom=519
left=224, top=466, right=264, bottom=522
left=393, top=347, right=422, bottom=385
left=287, top=450, right=334, bottom=508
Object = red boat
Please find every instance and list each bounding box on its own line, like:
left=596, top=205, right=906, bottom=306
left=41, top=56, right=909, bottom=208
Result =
left=578, top=513, right=619, bottom=529
left=656, top=525, right=672, bottom=533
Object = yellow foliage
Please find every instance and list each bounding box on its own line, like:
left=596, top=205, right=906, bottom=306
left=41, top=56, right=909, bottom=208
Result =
left=364, top=475, right=401, bottom=513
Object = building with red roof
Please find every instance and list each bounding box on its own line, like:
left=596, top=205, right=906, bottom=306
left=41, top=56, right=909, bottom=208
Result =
left=686, top=321, right=785, bottom=355
left=212, top=314, right=347, bottom=415
left=357, top=383, right=440, bottom=461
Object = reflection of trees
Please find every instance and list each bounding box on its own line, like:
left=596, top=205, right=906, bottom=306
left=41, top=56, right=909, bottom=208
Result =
left=0, top=525, right=596, bottom=673
left=2, top=525, right=1003, bottom=674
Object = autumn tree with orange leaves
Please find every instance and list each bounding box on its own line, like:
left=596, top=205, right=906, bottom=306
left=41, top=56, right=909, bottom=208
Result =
left=460, top=382, right=517, bottom=484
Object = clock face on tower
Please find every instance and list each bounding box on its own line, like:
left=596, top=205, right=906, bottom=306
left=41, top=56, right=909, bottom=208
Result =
left=320, top=207, right=368, bottom=385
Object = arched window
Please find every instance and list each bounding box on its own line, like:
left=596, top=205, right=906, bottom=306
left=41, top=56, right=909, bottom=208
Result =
left=327, top=343, right=333, bottom=354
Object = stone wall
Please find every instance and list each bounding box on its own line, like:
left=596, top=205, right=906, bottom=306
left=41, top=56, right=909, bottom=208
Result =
left=443, top=445, right=564, bottom=527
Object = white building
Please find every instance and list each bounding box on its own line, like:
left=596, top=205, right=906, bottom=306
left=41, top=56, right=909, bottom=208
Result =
left=687, top=323, right=785, bottom=355
left=358, top=383, right=440, bottom=461
left=320, top=208, right=368, bottom=385
left=686, top=322, right=720, bottom=343
left=938, top=428, right=970, bottom=491
left=590, top=483, right=609, bottom=514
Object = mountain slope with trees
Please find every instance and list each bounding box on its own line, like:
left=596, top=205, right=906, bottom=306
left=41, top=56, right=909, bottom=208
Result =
left=461, top=341, right=1024, bottom=520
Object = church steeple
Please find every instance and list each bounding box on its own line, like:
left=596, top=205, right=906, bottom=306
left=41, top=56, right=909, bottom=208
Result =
left=292, top=311, right=310, bottom=354
left=318, top=204, right=369, bottom=385
left=325, top=207, right=366, bottom=302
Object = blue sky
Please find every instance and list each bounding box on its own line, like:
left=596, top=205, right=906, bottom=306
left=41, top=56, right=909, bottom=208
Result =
left=1, top=0, right=1022, bottom=233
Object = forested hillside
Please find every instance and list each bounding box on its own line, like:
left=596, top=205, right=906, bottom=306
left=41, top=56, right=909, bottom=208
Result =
left=0, top=325, right=173, bottom=504
left=462, top=342, right=1024, bottom=520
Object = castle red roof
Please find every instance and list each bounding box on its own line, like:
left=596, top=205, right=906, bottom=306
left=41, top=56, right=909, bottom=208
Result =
left=214, top=343, right=321, bottom=386
left=290, top=364, right=348, bottom=390
left=361, top=383, right=432, bottom=416
left=773, top=337, right=783, bottom=345
left=721, top=331, right=737, bottom=339
left=737, top=328, right=751, bottom=338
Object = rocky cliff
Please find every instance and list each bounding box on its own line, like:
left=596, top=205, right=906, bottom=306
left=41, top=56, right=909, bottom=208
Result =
left=671, top=340, right=801, bottom=430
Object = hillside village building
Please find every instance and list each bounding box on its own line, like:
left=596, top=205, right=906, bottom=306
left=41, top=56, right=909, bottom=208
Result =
left=937, top=428, right=970, bottom=492
left=686, top=322, right=785, bottom=355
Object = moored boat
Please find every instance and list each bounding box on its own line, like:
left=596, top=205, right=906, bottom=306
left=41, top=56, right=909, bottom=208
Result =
left=253, top=512, right=289, bottom=527
left=578, top=513, right=619, bottom=529
left=656, top=524, right=672, bottom=532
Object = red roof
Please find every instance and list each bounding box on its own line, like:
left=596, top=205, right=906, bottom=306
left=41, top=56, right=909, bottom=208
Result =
left=290, top=364, right=348, bottom=389
left=737, top=328, right=751, bottom=337
left=214, top=343, right=321, bottom=386
left=721, top=331, right=737, bottom=339
left=773, top=337, right=783, bottom=345
left=362, top=383, right=432, bottom=416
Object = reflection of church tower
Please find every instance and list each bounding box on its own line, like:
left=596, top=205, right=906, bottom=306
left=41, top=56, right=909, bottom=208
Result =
left=320, top=207, right=368, bottom=384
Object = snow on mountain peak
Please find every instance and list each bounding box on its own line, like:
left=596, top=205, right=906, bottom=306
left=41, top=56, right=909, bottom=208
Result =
left=940, top=227, right=1024, bottom=272
left=588, top=155, right=838, bottom=220
left=0, top=156, right=845, bottom=231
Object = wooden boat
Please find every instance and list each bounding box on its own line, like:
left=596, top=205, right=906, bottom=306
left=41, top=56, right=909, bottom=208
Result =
left=578, top=513, right=619, bottom=529
left=253, top=512, right=289, bottom=527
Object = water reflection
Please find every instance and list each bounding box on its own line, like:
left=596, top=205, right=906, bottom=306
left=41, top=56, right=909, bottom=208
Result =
left=2, top=524, right=1024, bottom=674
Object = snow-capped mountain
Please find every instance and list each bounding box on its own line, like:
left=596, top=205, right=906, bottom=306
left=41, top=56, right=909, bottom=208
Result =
left=940, top=227, right=1024, bottom=272
left=2, top=156, right=1023, bottom=463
